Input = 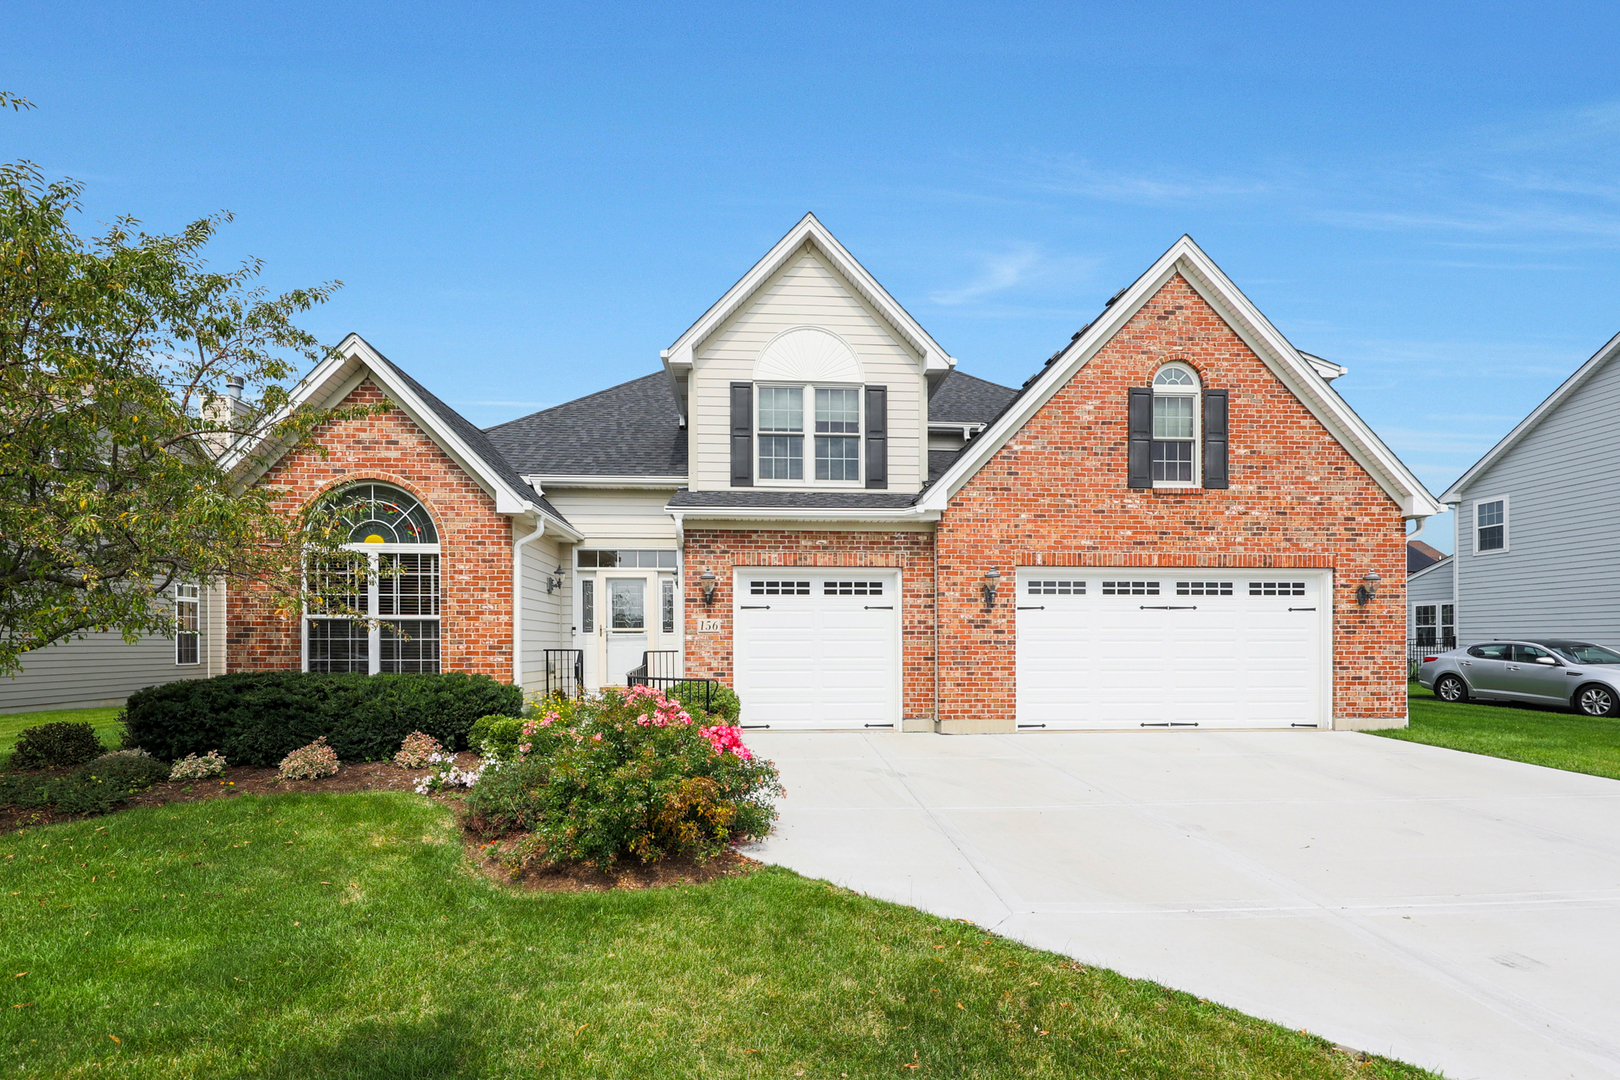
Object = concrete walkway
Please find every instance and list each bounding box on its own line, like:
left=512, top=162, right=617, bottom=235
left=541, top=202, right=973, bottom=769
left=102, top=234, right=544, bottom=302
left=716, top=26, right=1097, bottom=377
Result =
left=743, top=730, right=1620, bottom=1080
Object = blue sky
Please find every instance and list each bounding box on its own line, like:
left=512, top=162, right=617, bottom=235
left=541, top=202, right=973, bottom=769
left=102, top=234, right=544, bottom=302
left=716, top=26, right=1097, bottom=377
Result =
left=7, top=2, right=1620, bottom=552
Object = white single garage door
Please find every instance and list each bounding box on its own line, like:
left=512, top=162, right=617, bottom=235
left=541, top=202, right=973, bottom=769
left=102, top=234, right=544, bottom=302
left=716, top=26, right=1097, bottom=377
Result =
left=1015, top=569, right=1330, bottom=730
left=733, top=570, right=901, bottom=730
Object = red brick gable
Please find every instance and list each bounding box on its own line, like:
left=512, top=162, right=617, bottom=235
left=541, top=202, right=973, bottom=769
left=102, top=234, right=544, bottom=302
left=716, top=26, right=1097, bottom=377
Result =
left=935, top=272, right=1406, bottom=730
left=226, top=378, right=515, bottom=679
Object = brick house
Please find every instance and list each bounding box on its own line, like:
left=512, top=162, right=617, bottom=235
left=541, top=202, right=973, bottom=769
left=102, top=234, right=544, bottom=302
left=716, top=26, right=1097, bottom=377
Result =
left=230, top=215, right=1440, bottom=732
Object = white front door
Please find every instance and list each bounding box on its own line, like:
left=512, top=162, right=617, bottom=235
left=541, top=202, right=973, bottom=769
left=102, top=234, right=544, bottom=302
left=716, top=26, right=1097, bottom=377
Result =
left=733, top=570, right=901, bottom=730
left=605, top=576, right=648, bottom=685
left=1015, top=568, right=1330, bottom=730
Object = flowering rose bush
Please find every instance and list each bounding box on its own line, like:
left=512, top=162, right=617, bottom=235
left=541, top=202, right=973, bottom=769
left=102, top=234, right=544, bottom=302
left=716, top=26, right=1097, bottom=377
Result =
left=393, top=731, right=443, bottom=769
left=276, top=737, right=339, bottom=782
left=464, top=685, right=780, bottom=870
left=169, top=749, right=227, bottom=781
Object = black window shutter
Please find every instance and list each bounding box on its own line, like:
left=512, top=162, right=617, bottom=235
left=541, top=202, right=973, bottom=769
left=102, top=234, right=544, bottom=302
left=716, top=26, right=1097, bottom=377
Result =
left=730, top=382, right=753, bottom=487
left=865, top=385, right=888, bottom=489
left=1203, top=389, right=1229, bottom=489
left=1127, top=387, right=1152, bottom=489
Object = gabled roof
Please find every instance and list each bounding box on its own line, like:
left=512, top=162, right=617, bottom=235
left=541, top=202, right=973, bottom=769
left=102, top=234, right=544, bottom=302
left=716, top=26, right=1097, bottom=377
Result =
left=1407, top=540, right=1445, bottom=574
left=1439, top=330, right=1620, bottom=504
left=227, top=335, right=580, bottom=538
left=484, top=374, right=686, bottom=481
left=928, top=370, right=1019, bottom=424
left=917, top=235, right=1444, bottom=519
left=1408, top=552, right=1453, bottom=583
left=660, top=213, right=957, bottom=416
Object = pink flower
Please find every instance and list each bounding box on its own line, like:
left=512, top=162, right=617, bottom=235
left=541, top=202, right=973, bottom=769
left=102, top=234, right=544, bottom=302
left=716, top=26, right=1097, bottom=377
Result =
left=591, top=733, right=603, bottom=742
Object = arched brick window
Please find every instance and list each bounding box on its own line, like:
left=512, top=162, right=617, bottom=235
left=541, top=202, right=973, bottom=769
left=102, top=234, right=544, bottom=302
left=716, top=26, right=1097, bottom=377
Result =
left=304, top=483, right=441, bottom=675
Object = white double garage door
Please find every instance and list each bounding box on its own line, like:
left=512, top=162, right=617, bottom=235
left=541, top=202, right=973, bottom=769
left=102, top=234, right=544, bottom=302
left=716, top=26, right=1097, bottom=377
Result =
left=733, top=567, right=1331, bottom=731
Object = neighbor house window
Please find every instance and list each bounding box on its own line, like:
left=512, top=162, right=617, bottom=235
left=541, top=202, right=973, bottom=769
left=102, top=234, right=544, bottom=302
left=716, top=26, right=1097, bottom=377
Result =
left=1414, top=604, right=1437, bottom=647
left=1441, top=603, right=1454, bottom=644
left=303, top=483, right=441, bottom=675
left=1151, top=364, right=1199, bottom=485
left=174, top=584, right=200, bottom=665
left=758, top=384, right=862, bottom=484
left=1476, top=498, right=1506, bottom=552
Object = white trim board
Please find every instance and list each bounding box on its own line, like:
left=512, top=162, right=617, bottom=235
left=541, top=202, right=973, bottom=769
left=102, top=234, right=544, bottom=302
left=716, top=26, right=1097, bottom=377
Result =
left=917, top=235, right=1444, bottom=520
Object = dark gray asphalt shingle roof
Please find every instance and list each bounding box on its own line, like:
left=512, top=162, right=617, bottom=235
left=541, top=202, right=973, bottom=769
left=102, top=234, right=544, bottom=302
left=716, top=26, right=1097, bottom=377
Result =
left=928, top=370, right=1019, bottom=424
left=667, top=490, right=920, bottom=510
left=483, top=374, right=687, bottom=478
left=365, top=348, right=570, bottom=524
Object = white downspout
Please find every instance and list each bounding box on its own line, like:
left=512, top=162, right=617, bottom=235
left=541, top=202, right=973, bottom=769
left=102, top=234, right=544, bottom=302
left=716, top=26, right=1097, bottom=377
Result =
left=513, top=515, right=548, bottom=687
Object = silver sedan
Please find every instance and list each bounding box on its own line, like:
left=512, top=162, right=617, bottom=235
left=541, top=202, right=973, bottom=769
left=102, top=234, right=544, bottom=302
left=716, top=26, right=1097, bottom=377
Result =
left=1416, top=638, right=1620, bottom=717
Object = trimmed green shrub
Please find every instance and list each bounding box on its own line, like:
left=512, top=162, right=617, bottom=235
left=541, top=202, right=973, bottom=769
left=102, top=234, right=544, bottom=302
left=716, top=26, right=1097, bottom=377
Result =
left=122, top=671, right=522, bottom=767
left=670, top=680, right=741, bottom=724
left=9, top=721, right=105, bottom=770
left=0, top=749, right=168, bottom=816
left=468, top=714, right=526, bottom=761
left=464, top=685, right=780, bottom=870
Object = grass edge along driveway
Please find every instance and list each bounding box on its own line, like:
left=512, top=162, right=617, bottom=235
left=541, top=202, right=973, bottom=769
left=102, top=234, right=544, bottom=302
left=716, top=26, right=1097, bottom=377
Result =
left=1378, top=685, right=1620, bottom=781
left=1, top=791, right=1433, bottom=1079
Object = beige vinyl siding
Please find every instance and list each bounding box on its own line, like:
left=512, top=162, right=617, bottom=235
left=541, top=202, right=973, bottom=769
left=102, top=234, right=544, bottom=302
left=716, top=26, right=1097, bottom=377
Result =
left=0, top=590, right=216, bottom=714
left=1453, top=350, right=1620, bottom=644
left=518, top=530, right=568, bottom=692
left=689, top=245, right=926, bottom=492
left=540, top=488, right=680, bottom=548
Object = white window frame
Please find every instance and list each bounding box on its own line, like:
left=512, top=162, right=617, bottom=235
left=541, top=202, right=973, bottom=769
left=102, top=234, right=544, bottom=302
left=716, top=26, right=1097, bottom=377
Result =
left=302, top=542, right=443, bottom=675
left=1151, top=363, right=1200, bottom=490
left=1472, top=495, right=1509, bottom=555
left=755, top=382, right=864, bottom=489
left=174, top=583, right=201, bottom=666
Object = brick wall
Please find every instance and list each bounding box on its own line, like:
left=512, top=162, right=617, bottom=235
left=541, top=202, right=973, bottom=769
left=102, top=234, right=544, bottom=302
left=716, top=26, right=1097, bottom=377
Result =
left=681, top=528, right=937, bottom=724
left=226, top=379, right=516, bottom=680
left=936, top=273, right=1408, bottom=732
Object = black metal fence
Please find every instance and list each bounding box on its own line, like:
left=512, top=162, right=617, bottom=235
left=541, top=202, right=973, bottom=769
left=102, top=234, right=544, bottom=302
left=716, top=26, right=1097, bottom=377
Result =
left=542, top=649, right=584, bottom=698
left=624, top=651, right=721, bottom=711
left=1407, top=637, right=1456, bottom=673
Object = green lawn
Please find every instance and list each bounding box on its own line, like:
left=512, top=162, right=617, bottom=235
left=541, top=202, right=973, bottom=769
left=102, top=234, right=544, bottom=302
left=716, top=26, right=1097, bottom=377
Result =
left=0, top=707, right=124, bottom=763
left=0, top=793, right=1431, bottom=1079
left=1375, top=685, right=1620, bottom=780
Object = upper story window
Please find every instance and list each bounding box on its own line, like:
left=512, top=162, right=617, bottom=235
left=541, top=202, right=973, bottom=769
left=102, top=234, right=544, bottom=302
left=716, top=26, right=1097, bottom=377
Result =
left=1475, top=497, right=1507, bottom=553
left=304, top=482, right=441, bottom=675
left=757, top=384, right=863, bottom=484
left=1151, top=364, right=1199, bottom=486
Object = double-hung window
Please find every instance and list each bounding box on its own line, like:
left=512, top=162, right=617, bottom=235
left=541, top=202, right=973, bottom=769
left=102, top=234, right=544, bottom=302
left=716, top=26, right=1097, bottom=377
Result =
left=304, top=483, right=442, bottom=675
left=1151, top=364, right=1199, bottom=485
left=174, top=584, right=200, bottom=665
left=1414, top=604, right=1437, bottom=647
left=758, top=387, right=804, bottom=480
left=758, top=384, right=862, bottom=484
left=1476, top=498, right=1506, bottom=552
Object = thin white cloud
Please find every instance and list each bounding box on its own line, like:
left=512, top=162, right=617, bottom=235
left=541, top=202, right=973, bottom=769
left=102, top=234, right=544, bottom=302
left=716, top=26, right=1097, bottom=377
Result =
left=928, top=245, right=1101, bottom=307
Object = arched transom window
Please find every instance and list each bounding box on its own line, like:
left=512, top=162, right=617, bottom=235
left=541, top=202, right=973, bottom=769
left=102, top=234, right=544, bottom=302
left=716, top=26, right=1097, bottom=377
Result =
left=1151, top=363, right=1200, bottom=485
left=304, top=483, right=441, bottom=675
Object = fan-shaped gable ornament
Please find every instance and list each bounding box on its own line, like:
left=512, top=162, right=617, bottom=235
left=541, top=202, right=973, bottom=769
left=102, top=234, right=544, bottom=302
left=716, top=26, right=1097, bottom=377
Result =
left=754, top=326, right=864, bottom=384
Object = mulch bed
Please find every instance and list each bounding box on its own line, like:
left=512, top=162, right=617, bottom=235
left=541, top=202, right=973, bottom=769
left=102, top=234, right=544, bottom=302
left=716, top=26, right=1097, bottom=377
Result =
left=1, top=753, right=762, bottom=893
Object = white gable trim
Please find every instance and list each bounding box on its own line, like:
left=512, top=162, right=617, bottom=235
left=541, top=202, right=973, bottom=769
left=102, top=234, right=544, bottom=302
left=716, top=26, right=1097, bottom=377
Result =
left=1439, top=330, right=1620, bottom=504
left=660, top=214, right=956, bottom=412
left=1408, top=553, right=1453, bottom=584
left=224, top=334, right=581, bottom=539
left=918, top=236, right=1443, bottom=519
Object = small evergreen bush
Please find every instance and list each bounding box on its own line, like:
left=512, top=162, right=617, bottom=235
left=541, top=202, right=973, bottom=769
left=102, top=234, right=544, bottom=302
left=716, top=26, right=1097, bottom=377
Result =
left=468, top=714, right=526, bottom=761
left=9, top=721, right=105, bottom=770
left=464, top=686, right=780, bottom=870
left=123, top=671, right=522, bottom=767
left=0, top=749, right=168, bottom=815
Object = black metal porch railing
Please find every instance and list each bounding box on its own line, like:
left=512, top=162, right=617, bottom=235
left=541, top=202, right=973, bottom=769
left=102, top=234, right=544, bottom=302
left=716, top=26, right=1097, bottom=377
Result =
left=624, top=649, right=679, bottom=684
left=625, top=651, right=720, bottom=712
left=542, top=649, right=584, bottom=698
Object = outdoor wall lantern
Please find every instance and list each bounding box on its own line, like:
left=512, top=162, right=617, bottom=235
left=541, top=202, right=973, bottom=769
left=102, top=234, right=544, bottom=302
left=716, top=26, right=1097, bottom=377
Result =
left=981, top=568, right=1001, bottom=609
left=546, top=565, right=565, bottom=594
left=1356, top=572, right=1381, bottom=606
left=700, top=569, right=718, bottom=605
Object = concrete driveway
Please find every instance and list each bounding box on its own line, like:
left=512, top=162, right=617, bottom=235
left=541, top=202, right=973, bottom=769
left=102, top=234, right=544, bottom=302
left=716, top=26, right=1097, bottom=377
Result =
left=743, top=730, right=1620, bottom=1080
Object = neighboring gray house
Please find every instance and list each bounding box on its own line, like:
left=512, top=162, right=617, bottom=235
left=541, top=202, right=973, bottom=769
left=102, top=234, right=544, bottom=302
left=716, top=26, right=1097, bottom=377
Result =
left=1407, top=554, right=1454, bottom=650
left=1437, top=330, right=1620, bottom=646
left=0, top=586, right=226, bottom=714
